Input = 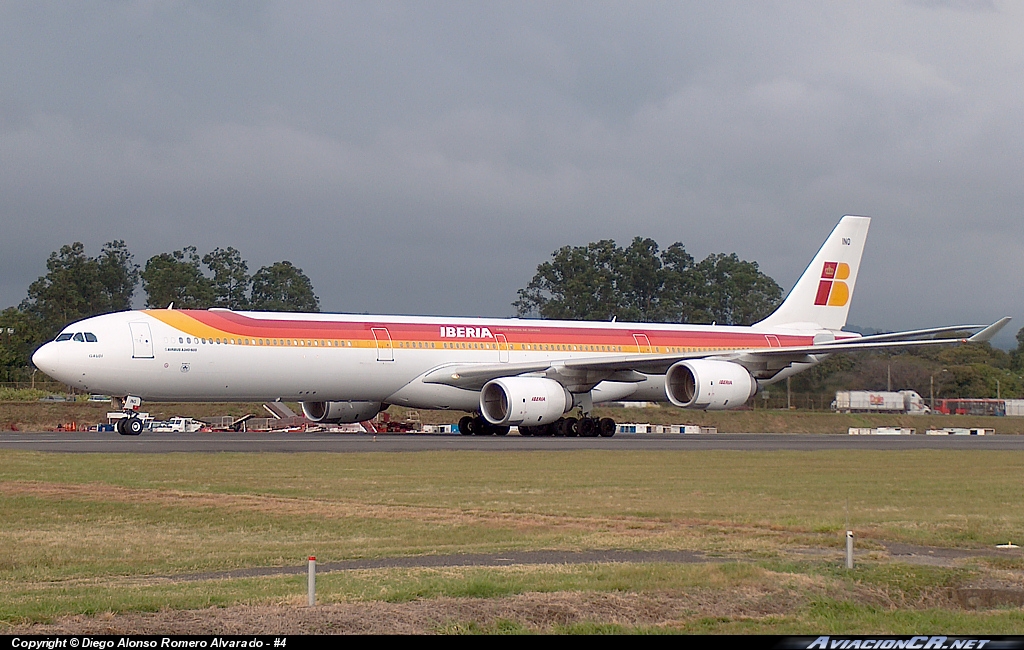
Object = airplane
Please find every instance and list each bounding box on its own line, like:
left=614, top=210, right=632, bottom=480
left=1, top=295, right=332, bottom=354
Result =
left=31, top=216, right=1010, bottom=437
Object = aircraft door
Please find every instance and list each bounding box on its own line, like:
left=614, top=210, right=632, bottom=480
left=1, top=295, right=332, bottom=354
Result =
left=372, top=327, right=394, bottom=362
left=129, top=322, right=154, bottom=359
left=633, top=333, right=652, bottom=353
left=495, top=334, right=509, bottom=363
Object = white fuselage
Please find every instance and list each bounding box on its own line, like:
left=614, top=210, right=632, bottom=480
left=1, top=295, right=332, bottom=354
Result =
left=31, top=309, right=832, bottom=411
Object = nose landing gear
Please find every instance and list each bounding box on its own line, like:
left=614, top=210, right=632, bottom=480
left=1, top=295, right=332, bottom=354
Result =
left=113, top=395, right=145, bottom=436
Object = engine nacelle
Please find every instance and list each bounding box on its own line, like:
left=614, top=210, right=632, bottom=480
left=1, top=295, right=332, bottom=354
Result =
left=301, top=400, right=384, bottom=423
left=665, top=360, right=757, bottom=410
left=480, top=377, right=571, bottom=426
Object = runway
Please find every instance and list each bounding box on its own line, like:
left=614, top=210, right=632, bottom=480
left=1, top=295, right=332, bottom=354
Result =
left=3, top=430, right=1024, bottom=452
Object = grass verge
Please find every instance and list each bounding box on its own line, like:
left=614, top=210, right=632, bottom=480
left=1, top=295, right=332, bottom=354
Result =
left=2, top=448, right=1024, bottom=631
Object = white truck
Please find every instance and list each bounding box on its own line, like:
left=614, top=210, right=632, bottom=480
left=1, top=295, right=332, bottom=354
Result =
left=146, top=417, right=205, bottom=433
left=833, top=390, right=930, bottom=414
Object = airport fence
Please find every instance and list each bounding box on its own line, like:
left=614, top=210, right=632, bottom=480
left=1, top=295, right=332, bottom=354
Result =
left=749, top=392, right=840, bottom=411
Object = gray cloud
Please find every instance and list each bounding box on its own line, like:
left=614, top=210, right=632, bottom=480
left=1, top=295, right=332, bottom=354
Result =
left=1, top=1, right=1021, bottom=346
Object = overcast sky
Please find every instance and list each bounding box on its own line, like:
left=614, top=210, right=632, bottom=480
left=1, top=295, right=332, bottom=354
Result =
left=1, top=1, right=1021, bottom=346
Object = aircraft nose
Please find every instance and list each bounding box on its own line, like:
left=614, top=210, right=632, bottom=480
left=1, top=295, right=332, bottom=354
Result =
left=31, top=342, right=60, bottom=376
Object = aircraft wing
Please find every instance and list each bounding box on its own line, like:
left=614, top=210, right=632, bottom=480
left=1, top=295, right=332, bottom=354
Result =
left=422, top=317, right=1011, bottom=391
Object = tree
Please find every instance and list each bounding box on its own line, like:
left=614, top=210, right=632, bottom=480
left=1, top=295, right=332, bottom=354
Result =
left=203, top=247, right=250, bottom=310
left=688, top=253, right=782, bottom=325
left=141, top=247, right=322, bottom=312
left=96, top=240, right=140, bottom=312
left=656, top=243, right=699, bottom=323
left=616, top=237, right=665, bottom=322
left=0, top=307, right=45, bottom=377
left=20, top=241, right=140, bottom=339
left=141, top=247, right=215, bottom=309
left=513, top=241, right=622, bottom=321
left=21, top=243, right=102, bottom=333
left=513, top=238, right=781, bottom=325
left=1012, top=327, right=1024, bottom=372
left=249, top=262, right=320, bottom=312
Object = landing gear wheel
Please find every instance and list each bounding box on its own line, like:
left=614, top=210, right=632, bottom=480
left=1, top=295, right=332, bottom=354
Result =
left=116, top=417, right=128, bottom=435
left=560, top=417, right=579, bottom=437
left=125, top=417, right=143, bottom=436
left=598, top=417, right=617, bottom=437
left=493, top=425, right=510, bottom=436
left=472, top=416, right=493, bottom=435
left=578, top=417, right=596, bottom=437
left=518, top=426, right=534, bottom=436
left=459, top=416, right=474, bottom=435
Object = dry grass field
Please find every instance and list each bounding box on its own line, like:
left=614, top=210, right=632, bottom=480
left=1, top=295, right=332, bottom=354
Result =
left=2, top=448, right=1024, bottom=633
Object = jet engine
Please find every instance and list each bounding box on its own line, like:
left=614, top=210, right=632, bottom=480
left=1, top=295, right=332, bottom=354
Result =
left=664, top=360, right=757, bottom=410
left=301, top=400, right=384, bottom=423
left=480, top=377, right=571, bottom=426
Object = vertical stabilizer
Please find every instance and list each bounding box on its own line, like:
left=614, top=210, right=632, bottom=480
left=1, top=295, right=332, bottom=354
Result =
left=756, top=216, right=870, bottom=331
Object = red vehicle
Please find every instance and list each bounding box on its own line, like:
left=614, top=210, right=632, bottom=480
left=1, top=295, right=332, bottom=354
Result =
left=933, top=399, right=1005, bottom=417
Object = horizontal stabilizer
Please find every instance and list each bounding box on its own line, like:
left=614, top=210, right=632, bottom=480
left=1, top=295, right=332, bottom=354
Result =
left=967, top=317, right=1012, bottom=343
left=832, top=323, right=995, bottom=345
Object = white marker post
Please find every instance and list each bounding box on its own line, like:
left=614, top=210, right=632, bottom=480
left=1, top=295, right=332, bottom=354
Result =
left=846, top=531, right=854, bottom=569
left=308, top=556, right=316, bottom=606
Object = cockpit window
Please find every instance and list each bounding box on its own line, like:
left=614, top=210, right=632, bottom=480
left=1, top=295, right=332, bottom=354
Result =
left=72, top=333, right=85, bottom=342
left=84, top=333, right=98, bottom=342
left=55, top=333, right=73, bottom=342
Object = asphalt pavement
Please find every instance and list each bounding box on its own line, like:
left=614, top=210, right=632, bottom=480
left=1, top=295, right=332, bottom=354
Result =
left=3, top=430, right=1024, bottom=452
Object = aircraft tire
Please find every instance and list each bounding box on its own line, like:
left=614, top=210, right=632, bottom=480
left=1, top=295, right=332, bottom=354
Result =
left=599, top=418, right=617, bottom=437
left=458, top=416, right=474, bottom=435
left=126, top=417, right=144, bottom=436
left=473, top=416, right=493, bottom=435
left=494, top=425, right=510, bottom=436
left=578, top=417, right=596, bottom=437
left=116, top=418, right=128, bottom=435
left=561, top=417, right=579, bottom=437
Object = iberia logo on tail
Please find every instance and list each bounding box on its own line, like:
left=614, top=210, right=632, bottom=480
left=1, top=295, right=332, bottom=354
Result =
left=814, top=261, right=850, bottom=306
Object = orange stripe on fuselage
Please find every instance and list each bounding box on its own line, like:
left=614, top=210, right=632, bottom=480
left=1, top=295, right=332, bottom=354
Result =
left=143, top=310, right=818, bottom=351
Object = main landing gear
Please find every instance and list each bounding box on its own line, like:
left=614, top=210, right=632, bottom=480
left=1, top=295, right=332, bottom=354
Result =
left=457, top=414, right=615, bottom=437
left=518, top=416, right=616, bottom=438
left=458, top=415, right=510, bottom=436
left=114, top=395, right=144, bottom=436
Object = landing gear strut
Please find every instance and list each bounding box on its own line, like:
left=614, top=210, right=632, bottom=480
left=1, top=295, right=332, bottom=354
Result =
left=114, top=395, right=144, bottom=436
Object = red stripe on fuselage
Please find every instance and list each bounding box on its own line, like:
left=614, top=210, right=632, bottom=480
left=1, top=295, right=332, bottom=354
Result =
left=157, top=310, right=821, bottom=351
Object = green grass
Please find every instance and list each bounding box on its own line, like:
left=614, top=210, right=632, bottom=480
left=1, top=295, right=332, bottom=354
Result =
left=3, top=449, right=1024, bottom=630
left=10, top=562, right=1023, bottom=633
